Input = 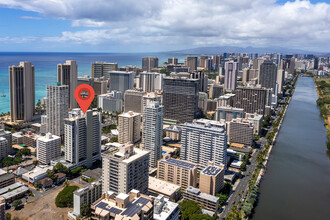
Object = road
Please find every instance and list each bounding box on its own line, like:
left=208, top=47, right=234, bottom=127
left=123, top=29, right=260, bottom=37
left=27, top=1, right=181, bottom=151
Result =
left=220, top=93, right=291, bottom=219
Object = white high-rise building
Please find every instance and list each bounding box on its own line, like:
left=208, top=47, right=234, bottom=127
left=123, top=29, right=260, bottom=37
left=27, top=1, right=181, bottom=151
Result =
left=57, top=60, right=78, bottom=109
left=180, top=119, right=227, bottom=169
left=64, top=109, right=101, bottom=168
left=118, top=111, right=141, bottom=144
left=102, top=143, right=150, bottom=194
left=46, top=83, right=69, bottom=137
left=9, top=62, right=35, bottom=122
left=139, top=72, right=155, bottom=92
left=224, top=61, right=238, bottom=91
left=37, top=133, right=61, bottom=165
left=142, top=93, right=162, bottom=113
left=109, top=71, right=135, bottom=93
left=141, top=101, right=163, bottom=168
left=0, top=138, right=8, bottom=160
left=0, top=129, right=12, bottom=155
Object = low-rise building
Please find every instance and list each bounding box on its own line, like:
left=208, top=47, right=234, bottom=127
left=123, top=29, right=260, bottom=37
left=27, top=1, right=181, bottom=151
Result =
left=0, top=172, right=15, bottom=188
left=148, top=177, right=180, bottom=202
left=69, top=180, right=102, bottom=219
left=12, top=132, right=23, bottom=145
left=23, top=132, right=38, bottom=148
left=22, top=165, right=53, bottom=184
left=91, top=190, right=154, bottom=220
left=164, top=125, right=181, bottom=141
left=183, top=186, right=219, bottom=212
left=153, top=195, right=179, bottom=220
left=1, top=186, right=29, bottom=203
left=38, top=177, right=53, bottom=189
left=0, top=197, right=5, bottom=220
left=157, top=157, right=197, bottom=190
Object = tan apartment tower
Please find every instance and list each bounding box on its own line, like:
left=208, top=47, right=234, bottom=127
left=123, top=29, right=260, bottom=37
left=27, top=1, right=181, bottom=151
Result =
left=199, top=164, right=225, bottom=196
left=9, top=62, right=35, bottom=122
left=157, top=156, right=197, bottom=189
left=118, top=111, right=141, bottom=144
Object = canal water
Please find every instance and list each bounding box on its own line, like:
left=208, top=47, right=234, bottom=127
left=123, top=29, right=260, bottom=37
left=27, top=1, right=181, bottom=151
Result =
left=253, top=77, right=330, bottom=220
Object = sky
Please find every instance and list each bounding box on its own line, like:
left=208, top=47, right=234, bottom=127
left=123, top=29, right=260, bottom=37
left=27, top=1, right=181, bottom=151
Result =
left=0, top=0, right=329, bottom=53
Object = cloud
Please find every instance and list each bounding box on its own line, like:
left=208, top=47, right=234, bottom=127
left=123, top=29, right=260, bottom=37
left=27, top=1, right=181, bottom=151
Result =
left=19, top=16, right=42, bottom=20
left=0, top=36, right=37, bottom=43
left=0, top=0, right=330, bottom=51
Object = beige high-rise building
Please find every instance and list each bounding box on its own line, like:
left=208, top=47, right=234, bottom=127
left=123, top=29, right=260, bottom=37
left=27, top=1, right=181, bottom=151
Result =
left=57, top=60, right=78, bottom=109
left=186, top=56, right=198, bottom=72
left=9, top=62, right=35, bottom=122
left=91, top=61, right=118, bottom=79
left=157, top=157, right=197, bottom=189
left=199, top=165, right=225, bottom=196
left=141, top=101, right=163, bottom=168
left=102, top=144, right=150, bottom=194
left=118, top=111, right=141, bottom=144
left=277, top=69, right=285, bottom=94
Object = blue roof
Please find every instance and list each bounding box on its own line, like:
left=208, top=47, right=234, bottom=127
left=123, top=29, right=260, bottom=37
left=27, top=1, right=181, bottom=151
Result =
left=121, top=197, right=150, bottom=217
left=95, top=202, right=122, bottom=215
left=161, top=158, right=195, bottom=169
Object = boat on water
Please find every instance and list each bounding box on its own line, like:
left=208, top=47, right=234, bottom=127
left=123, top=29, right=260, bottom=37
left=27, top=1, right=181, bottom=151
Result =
left=1, top=94, right=5, bottom=97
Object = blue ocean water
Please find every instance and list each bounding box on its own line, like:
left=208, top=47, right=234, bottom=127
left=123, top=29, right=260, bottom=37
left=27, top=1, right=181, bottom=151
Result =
left=0, top=52, right=186, bottom=114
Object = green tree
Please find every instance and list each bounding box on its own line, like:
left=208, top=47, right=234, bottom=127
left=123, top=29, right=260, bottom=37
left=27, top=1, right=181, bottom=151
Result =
left=226, top=205, right=240, bottom=220
left=110, top=137, right=118, bottom=143
left=179, top=200, right=201, bottom=220
left=216, top=193, right=227, bottom=206
left=81, top=203, right=91, bottom=217
left=5, top=213, right=11, bottom=220
left=12, top=199, right=22, bottom=210
left=46, top=169, right=58, bottom=182
left=190, top=214, right=214, bottom=220
left=242, top=202, right=253, bottom=216
left=34, top=182, right=42, bottom=189
left=55, top=185, right=80, bottom=208
left=53, top=162, right=70, bottom=174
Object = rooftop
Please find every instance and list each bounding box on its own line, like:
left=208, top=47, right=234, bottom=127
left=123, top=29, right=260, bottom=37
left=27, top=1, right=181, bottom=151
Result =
left=0, top=182, right=24, bottom=196
left=160, top=158, right=196, bottom=170
left=94, top=192, right=152, bottom=218
left=185, top=186, right=219, bottom=203
left=119, top=111, right=141, bottom=118
left=75, top=180, right=101, bottom=196
left=148, top=177, right=180, bottom=196
left=1, top=186, right=29, bottom=200
left=201, top=166, right=223, bottom=176
left=0, top=173, right=14, bottom=182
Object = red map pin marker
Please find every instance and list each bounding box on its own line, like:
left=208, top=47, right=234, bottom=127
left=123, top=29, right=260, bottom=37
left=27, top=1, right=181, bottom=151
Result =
left=74, top=84, right=95, bottom=114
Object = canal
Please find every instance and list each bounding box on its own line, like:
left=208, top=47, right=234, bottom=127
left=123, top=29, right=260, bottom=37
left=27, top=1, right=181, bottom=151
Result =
left=253, top=77, right=330, bottom=220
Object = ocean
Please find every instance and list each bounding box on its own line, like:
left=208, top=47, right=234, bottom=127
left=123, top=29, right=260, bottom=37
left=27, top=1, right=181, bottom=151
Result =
left=0, top=52, right=186, bottom=114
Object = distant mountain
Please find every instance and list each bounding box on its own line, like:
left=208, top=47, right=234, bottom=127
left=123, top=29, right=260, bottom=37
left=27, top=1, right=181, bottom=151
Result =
left=167, top=46, right=328, bottom=55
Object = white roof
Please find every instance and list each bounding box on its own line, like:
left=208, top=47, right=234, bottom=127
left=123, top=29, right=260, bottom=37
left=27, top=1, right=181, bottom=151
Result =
left=148, top=177, right=180, bottom=196
left=117, top=193, right=129, bottom=200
